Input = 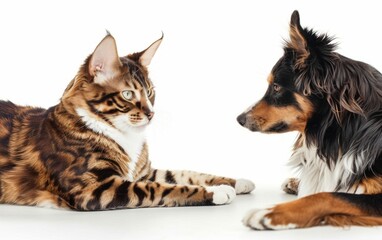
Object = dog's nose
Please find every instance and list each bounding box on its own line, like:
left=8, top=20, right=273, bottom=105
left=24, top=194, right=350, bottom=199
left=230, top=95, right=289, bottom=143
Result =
left=237, top=113, right=247, bottom=126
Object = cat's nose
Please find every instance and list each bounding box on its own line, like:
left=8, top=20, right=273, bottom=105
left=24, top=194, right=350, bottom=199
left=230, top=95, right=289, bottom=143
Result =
left=142, top=107, right=154, bottom=120
left=146, top=111, right=154, bottom=120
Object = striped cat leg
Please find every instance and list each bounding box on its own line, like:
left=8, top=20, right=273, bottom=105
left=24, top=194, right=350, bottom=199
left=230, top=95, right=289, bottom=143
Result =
left=34, top=190, right=71, bottom=209
left=147, top=169, right=255, bottom=194
left=68, top=177, right=236, bottom=211
left=2, top=188, right=71, bottom=209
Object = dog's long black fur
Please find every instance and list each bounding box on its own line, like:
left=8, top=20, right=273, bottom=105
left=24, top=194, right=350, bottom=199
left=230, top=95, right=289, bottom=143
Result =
left=238, top=10, right=382, bottom=229
left=290, top=14, right=382, bottom=189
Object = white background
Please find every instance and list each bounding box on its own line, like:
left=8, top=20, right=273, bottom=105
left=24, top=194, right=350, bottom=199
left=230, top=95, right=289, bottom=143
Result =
left=0, top=0, right=382, bottom=239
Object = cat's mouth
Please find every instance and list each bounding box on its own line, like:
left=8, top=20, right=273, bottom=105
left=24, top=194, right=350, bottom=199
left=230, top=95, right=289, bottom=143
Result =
left=128, top=116, right=151, bottom=127
left=128, top=111, right=154, bottom=127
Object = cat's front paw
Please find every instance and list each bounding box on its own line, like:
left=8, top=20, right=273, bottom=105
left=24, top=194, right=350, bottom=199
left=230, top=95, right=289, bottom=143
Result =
left=206, top=185, right=236, bottom=205
left=235, top=179, right=255, bottom=194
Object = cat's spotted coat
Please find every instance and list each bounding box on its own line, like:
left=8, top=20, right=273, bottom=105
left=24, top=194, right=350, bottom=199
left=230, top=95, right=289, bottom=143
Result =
left=0, top=34, right=254, bottom=210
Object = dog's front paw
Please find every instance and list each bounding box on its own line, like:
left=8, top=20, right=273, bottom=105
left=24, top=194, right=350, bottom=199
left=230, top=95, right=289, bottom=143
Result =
left=242, top=208, right=298, bottom=230
left=281, top=178, right=299, bottom=195
left=235, top=178, right=255, bottom=194
left=206, top=185, right=236, bottom=205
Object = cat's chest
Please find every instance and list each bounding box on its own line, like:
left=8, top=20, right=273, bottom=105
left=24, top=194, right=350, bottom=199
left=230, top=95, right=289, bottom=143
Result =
left=76, top=108, right=146, bottom=180
left=108, top=129, right=145, bottom=157
left=109, top=129, right=146, bottom=180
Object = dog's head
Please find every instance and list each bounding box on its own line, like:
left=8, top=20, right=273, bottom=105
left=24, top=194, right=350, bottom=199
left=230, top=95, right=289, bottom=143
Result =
left=237, top=10, right=382, bottom=183
left=237, top=10, right=357, bottom=134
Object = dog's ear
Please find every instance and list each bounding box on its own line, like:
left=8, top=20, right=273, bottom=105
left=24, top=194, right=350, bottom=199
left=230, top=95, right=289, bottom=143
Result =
left=288, top=10, right=309, bottom=69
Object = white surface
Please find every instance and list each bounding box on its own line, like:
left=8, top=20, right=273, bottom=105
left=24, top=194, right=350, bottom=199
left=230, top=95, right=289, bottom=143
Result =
left=1, top=185, right=381, bottom=240
left=1, top=0, right=382, bottom=239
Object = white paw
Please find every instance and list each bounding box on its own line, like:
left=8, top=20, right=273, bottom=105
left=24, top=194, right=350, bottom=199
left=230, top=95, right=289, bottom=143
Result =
left=242, top=209, right=297, bottom=230
left=206, top=185, right=236, bottom=205
left=235, top=179, right=255, bottom=194
left=242, top=209, right=271, bottom=230
left=281, top=178, right=299, bottom=195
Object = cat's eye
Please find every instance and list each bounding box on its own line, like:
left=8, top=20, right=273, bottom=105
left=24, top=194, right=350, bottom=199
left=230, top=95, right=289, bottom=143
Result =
left=147, top=87, right=155, bottom=97
left=273, top=83, right=281, bottom=92
left=121, top=90, right=134, bottom=101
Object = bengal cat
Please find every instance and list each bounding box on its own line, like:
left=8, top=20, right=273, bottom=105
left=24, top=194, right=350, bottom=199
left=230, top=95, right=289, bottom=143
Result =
left=0, top=34, right=254, bottom=210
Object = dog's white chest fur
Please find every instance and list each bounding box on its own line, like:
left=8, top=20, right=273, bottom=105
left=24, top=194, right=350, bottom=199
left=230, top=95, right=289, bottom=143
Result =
left=289, top=141, right=359, bottom=197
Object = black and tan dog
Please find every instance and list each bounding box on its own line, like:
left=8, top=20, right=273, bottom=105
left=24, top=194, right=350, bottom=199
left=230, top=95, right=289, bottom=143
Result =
left=238, top=10, right=382, bottom=230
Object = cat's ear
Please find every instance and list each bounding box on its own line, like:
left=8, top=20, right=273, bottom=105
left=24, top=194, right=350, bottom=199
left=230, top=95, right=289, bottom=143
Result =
left=288, top=10, right=309, bottom=69
left=89, top=34, right=121, bottom=84
left=139, top=34, right=163, bottom=67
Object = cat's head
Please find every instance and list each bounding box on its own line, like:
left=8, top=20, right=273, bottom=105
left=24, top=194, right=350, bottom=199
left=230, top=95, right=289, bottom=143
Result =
left=62, top=33, right=162, bottom=132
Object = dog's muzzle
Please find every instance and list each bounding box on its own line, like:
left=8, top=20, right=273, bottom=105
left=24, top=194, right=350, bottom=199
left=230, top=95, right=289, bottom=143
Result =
left=237, top=113, right=247, bottom=126
left=237, top=112, right=259, bottom=132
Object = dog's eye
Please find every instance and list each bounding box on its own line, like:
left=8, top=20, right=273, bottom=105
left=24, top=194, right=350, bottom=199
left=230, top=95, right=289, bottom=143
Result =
left=273, top=83, right=281, bottom=92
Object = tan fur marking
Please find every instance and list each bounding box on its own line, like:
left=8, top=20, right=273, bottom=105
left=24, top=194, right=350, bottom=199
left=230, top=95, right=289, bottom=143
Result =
left=265, top=192, right=376, bottom=228
left=288, top=25, right=310, bottom=68
left=292, top=93, right=313, bottom=132
left=357, top=176, right=382, bottom=194
left=267, top=73, right=274, bottom=84
left=249, top=94, right=312, bottom=132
